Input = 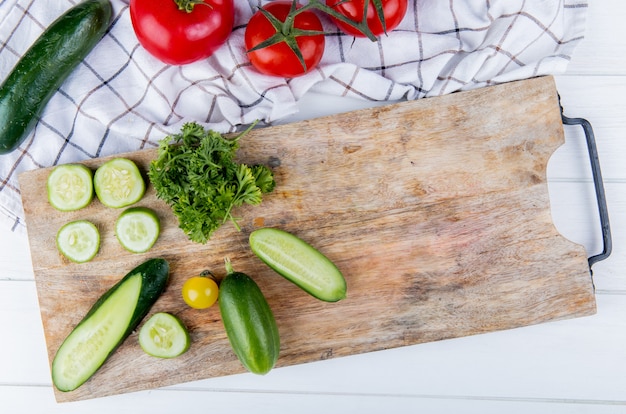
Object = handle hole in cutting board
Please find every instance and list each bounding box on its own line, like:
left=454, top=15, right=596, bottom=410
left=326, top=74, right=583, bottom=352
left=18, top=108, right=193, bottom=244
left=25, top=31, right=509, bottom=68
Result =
left=547, top=124, right=605, bottom=258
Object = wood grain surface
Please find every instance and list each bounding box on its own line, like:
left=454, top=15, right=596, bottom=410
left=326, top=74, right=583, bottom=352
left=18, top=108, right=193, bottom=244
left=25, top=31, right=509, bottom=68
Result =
left=18, top=75, right=596, bottom=402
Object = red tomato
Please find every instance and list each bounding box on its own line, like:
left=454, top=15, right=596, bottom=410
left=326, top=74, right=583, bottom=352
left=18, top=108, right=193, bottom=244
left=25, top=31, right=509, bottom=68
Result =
left=245, top=1, right=325, bottom=78
left=130, top=0, right=234, bottom=65
left=326, top=0, right=408, bottom=37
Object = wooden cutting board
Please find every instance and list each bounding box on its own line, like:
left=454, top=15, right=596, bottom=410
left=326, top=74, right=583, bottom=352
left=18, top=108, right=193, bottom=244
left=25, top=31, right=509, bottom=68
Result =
left=19, top=75, right=596, bottom=402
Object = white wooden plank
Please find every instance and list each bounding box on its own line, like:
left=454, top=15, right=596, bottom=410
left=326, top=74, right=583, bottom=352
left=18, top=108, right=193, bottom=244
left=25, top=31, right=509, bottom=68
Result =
left=0, top=226, right=33, bottom=281
left=4, top=385, right=626, bottom=414
left=548, top=180, right=624, bottom=291
left=0, top=281, right=50, bottom=384
left=566, top=2, right=626, bottom=75
left=553, top=75, right=626, bottom=181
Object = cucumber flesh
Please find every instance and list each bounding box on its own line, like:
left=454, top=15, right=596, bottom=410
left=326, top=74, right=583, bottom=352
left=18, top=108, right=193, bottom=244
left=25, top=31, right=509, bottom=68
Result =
left=52, top=258, right=170, bottom=392
left=249, top=228, right=347, bottom=302
left=56, top=220, right=100, bottom=263
left=139, top=312, right=190, bottom=358
left=47, top=164, right=94, bottom=211
left=115, top=207, right=160, bottom=253
left=52, top=273, right=141, bottom=392
left=94, top=158, right=146, bottom=208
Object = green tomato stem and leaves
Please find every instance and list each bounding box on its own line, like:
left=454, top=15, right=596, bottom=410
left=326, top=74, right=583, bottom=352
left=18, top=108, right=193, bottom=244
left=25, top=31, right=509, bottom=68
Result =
left=148, top=121, right=275, bottom=244
left=174, top=0, right=211, bottom=13
left=245, top=0, right=387, bottom=76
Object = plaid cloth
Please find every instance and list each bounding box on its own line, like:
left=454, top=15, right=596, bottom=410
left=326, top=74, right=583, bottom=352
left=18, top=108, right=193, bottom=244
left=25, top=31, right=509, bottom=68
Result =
left=0, top=0, right=587, bottom=234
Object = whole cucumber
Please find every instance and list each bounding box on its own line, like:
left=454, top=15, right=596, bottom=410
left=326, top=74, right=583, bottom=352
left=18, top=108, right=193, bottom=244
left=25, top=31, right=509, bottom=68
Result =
left=219, top=258, right=280, bottom=375
left=0, top=0, right=112, bottom=155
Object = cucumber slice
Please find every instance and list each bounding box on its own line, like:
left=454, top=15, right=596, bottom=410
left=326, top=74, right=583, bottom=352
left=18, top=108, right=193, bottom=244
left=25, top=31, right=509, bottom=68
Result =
left=115, top=207, right=160, bottom=253
left=52, top=258, right=170, bottom=392
left=138, top=312, right=190, bottom=358
left=94, top=158, right=145, bottom=208
left=56, top=220, right=100, bottom=263
left=249, top=228, right=347, bottom=302
left=47, top=164, right=93, bottom=211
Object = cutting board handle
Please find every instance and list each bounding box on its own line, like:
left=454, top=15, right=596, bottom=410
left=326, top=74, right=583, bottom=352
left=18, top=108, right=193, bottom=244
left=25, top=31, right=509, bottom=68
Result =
left=560, top=97, right=612, bottom=271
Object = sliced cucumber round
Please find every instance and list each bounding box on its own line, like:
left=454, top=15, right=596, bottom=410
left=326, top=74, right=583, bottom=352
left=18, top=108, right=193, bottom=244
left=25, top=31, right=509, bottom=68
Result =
left=56, top=220, right=100, bottom=263
left=115, top=207, right=160, bottom=253
left=249, top=228, right=347, bottom=302
left=94, top=158, right=145, bottom=208
left=47, top=164, right=94, bottom=211
left=138, top=312, right=190, bottom=358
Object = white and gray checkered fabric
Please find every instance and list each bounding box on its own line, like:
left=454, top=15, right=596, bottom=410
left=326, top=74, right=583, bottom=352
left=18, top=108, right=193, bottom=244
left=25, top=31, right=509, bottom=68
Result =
left=0, top=0, right=587, bottom=233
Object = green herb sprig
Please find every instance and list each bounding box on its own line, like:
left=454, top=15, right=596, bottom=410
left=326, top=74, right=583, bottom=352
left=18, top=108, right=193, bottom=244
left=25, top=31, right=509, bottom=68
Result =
left=148, top=121, right=275, bottom=244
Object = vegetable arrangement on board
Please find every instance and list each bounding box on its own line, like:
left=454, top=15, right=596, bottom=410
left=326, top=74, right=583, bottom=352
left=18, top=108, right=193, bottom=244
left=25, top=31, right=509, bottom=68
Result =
left=46, top=120, right=348, bottom=392
left=3, top=0, right=400, bottom=394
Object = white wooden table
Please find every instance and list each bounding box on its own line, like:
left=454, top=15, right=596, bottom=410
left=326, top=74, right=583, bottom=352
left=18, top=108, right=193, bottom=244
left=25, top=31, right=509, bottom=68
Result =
left=2, top=2, right=625, bottom=412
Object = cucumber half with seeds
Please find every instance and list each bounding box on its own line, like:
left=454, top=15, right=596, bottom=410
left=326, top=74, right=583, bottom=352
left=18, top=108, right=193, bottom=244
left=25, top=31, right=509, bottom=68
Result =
left=51, top=258, right=169, bottom=392
left=94, top=158, right=146, bottom=208
left=47, top=164, right=94, bottom=211
left=249, top=228, right=346, bottom=302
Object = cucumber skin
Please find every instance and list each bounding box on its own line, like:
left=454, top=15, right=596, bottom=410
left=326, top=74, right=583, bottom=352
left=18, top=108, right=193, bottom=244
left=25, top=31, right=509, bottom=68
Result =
left=0, top=0, right=113, bottom=155
left=52, top=258, right=169, bottom=392
left=219, top=271, right=280, bottom=375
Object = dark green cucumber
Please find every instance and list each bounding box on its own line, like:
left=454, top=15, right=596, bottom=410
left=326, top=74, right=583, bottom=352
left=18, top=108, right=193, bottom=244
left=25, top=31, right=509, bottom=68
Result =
left=219, top=259, right=280, bottom=375
left=51, top=258, right=169, bottom=392
left=0, top=0, right=112, bottom=155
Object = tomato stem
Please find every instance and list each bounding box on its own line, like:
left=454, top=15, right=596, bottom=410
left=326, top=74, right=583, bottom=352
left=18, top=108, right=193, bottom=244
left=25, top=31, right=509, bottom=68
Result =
left=200, top=269, right=218, bottom=282
left=174, top=0, right=210, bottom=13
left=224, top=257, right=234, bottom=275
left=306, top=0, right=380, bottom=41
left=247, top=0, right=385, bottom=75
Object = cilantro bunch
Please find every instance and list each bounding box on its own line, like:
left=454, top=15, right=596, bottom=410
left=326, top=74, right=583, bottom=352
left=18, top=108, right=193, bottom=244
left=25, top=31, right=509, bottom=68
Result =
left=148, top=122, right=275, bottom=244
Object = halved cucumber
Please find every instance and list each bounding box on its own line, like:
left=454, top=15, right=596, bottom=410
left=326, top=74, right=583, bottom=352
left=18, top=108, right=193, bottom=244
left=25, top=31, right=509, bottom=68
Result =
left=94, top=158, right=145, bottom=208
left=115, top=207, right=160, bottom=253
left=52, top=258, right=169, bottom=392
left=139, top=312, right=190, bottom=358
left=56, top=220, right=100, bottom=263
left=47, top=164, right=94, bottom=211
left=249, top=228, right=347, bottom=302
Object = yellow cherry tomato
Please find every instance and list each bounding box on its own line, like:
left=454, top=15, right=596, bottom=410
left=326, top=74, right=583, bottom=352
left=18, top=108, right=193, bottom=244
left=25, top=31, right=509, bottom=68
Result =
left=182, top=275, right=219, bottom=309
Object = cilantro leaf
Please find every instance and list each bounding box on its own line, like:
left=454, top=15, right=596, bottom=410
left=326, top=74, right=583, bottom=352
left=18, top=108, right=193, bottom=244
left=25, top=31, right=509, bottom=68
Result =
left=148, top=121, right=275, bottom=244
